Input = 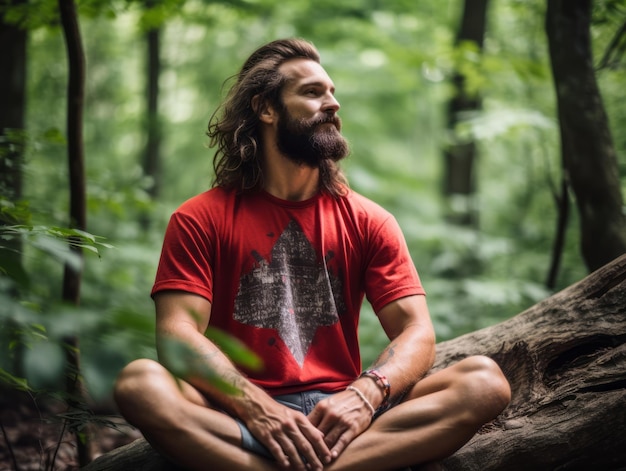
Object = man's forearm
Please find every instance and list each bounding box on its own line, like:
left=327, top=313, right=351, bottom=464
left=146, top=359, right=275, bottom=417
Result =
left=356, top=325, right=435, bottom=409
left=156, top=326, right=267, bottom=419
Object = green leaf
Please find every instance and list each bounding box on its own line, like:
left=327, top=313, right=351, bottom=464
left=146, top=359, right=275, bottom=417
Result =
left=158, top=336, right=241, bottom=395
left=205, top=326, right=262, bottom=371
left=81, top=347, right=128, bottom=402
left=31, top=234, right=83, bottom=272
left=22, top=340, right=66, bottom=390
left=0, top=368, right=32, bottom=392
left=42, top=127, right=67, bottom=145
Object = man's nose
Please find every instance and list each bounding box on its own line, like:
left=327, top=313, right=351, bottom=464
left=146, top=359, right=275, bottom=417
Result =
left=323, top=93, right=340, bottom=113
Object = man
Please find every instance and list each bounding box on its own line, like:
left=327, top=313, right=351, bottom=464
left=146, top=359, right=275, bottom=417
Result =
left=114, top=38, right=510, bottom=471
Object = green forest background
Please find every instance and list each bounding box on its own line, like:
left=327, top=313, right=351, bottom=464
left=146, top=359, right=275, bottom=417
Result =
left=1, top=0, right=625, bottom=412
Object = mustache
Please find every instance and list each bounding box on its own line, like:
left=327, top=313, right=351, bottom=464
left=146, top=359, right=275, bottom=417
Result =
left=311, top=114, right=342, bottom=130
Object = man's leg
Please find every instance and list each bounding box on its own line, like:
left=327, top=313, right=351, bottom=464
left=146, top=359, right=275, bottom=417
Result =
left=115, top=355, right=509, bottom=471
left=326, top=355, right=511, bottom=471
left=114, top=359, right=279, bottom=471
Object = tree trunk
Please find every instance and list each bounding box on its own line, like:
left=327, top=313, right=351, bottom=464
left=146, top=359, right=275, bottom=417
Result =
left=59, top=0, right=86, bottom=300
left=139, top=23, right=162, bottom=231
left=0, top=0, right=28, bottom=378
left=442, top=0, right=489, bottom=227
left=546, top=0, right=626, bottom=272
left=0, top=1, right=27, bottom=276
left=143, top=26, right=162, bottom=201
left=58, top=0, right=90, bottom=465
left=81, top=255, right=626, bottom=470
left=545, top=176, right=570, bottom=290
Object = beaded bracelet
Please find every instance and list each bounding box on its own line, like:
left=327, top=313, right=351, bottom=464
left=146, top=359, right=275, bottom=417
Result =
left=360, top=369, right=391, bottom=407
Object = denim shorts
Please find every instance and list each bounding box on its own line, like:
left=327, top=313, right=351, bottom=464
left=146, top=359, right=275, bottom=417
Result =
left=235, top=390, right=333, bottom=459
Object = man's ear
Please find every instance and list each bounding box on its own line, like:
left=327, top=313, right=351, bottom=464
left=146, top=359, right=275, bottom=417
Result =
left=252, top=94, right=276, bottom=124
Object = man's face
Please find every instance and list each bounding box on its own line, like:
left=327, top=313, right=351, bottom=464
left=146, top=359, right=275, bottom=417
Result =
left=274, top=59, right=349, bottom=167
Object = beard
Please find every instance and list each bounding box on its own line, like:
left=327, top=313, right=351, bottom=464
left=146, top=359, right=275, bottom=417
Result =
left=275, top=107, right=350, bottom=167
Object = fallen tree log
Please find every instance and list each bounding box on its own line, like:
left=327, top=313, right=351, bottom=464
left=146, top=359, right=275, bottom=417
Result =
left=436, top=253, right=626, bottom=470
left=82, top=254, right=626, bottom=471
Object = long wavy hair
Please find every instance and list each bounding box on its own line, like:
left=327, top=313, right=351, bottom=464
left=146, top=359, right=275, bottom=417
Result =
left=207, top=38, right=348, bottom=196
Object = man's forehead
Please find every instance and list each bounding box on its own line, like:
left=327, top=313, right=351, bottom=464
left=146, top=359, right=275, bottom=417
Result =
left=279, top=58, right=334, bottom=88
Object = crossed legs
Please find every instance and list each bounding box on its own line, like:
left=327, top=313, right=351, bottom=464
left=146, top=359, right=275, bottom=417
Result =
left=325, top=356, right=510, bottom=470
left=114, top=356, right=510, bottom=471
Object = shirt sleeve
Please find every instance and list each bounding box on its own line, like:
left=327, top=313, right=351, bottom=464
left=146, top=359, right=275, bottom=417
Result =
left=363, top=214, right=425, bottom=313
left=151, top=210, right=215, bottom=302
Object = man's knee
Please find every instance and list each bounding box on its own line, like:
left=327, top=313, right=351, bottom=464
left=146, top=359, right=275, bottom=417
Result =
left=114, top=359, right=166, bottom=420
left=115, top=358, right=163, bottom=392
left=456, top=355, right=511, bottom=418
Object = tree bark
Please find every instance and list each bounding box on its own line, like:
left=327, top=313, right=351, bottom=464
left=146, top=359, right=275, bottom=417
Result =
left=546, top=0, right=626, bottom=272
left=82, top=255, right=626, bottom=470
left=436, top=253, right=626, bottom=470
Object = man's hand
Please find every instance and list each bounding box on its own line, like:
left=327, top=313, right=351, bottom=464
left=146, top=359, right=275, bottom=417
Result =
left=307, top=388, right=374, bottom=460
left=245, top=400, right=332, bottom=471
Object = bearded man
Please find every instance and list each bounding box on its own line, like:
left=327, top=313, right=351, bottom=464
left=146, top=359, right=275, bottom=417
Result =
left=114, top=38, right=510, bottom=471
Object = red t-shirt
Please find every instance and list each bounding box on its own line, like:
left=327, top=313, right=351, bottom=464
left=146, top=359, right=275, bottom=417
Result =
left=152, top=187, right=424, bottom=395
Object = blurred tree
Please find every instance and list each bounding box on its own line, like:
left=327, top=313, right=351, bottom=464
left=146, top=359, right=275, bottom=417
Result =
left=140, top=0, right=165, bottom=232
left=0, top=0, right=28, bottom=383
left=443, top=0, right=490, bottom=227
left=58, top=0, right=91, bottom=464
left=0, top=0, right=27, bottom=276
left=143, top=22, right=161, bottom=197
left=546, top=0, right=626, bottom=272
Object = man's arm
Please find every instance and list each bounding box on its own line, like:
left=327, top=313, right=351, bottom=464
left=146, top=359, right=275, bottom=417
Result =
left=308, top=294, right=435, bottom=458
left=154, top=290, right=332, bottom=470
left=368, top=294, right=436, bottom=397
left=154, top=290, right=249, bottom=397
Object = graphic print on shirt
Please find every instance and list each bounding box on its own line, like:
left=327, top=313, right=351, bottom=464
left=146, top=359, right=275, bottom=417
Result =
left=233, top=219, right=345, bottom=367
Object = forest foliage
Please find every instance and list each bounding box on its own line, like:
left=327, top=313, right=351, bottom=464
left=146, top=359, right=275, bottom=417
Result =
left=1, top=0, right=625, bottom=408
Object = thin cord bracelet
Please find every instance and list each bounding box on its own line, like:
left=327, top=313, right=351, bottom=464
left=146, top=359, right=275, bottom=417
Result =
left=346, top=385, right=375, bottom=416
